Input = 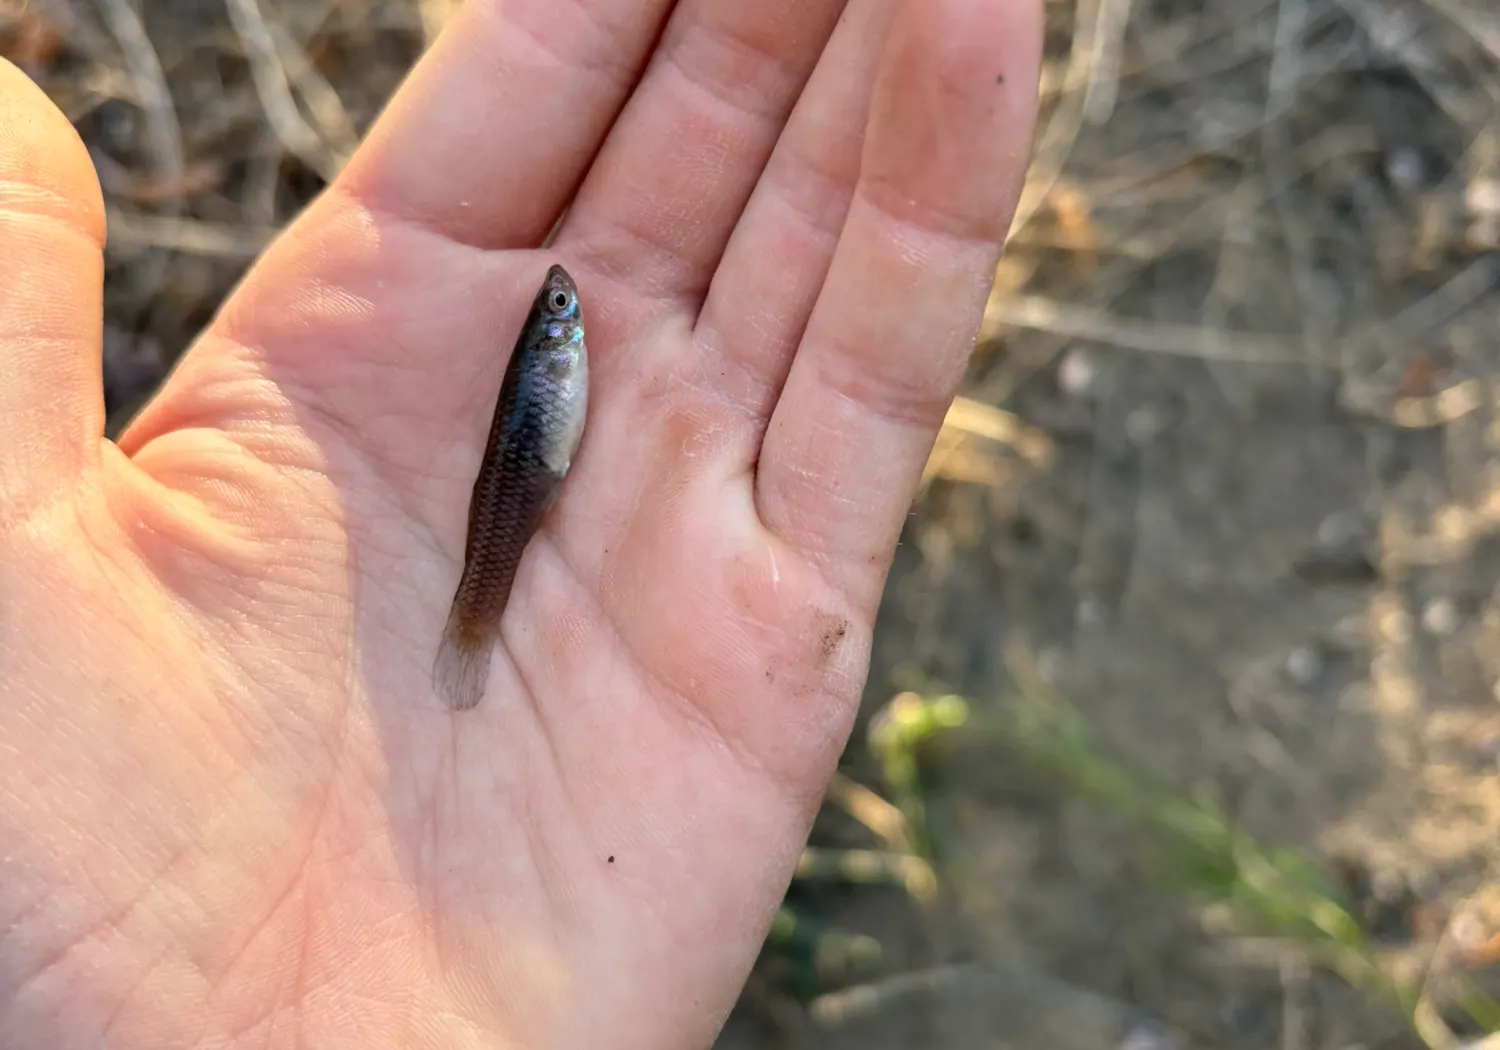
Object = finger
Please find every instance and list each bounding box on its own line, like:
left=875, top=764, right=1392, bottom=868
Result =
left=556, top=0, right=848, bottom=305
left=0, top=60, right=107, bottom=517
left=116, top=0, right=670, bottom=508
left=754, top=0, right=1042, bottom=605
left=336, top=0, right=674, bottom=251
left=692, top=0, right=899, bottom=424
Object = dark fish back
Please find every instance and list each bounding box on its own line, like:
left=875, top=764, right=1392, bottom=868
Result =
left=454, top=363, right=568, bottom=633
left=432, top=262, right=588, bottom=712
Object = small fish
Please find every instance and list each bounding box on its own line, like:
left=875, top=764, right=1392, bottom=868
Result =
left=433, top=263, right=589, bottom=711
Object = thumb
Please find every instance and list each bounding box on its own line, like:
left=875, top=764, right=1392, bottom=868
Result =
left=0, top=59, right=107, bottom=521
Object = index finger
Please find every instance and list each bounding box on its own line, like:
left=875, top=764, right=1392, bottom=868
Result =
left=337, top=0, right=675, bottom=251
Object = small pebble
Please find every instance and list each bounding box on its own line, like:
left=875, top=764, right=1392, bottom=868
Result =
left=1057, top=348, right=1096, bottom=397
left=1118, top=1025, right=1180, bottom=1050
left=1365, top=6, right=1419, bottom=54
left=1468, top=177, right=1500, bottom=221
left=1125, top=406, right=1166, bottom=446
left=1370, top=866, right=1409, bottom=905
left=99, top=102, right=138, bottom=152
left=1285, top=646, right=1323, bottom=686
left=1422, top=598, right=1459, bottom=637
left=1316, top=511, right=1364, bottom=549
left=1036, top=645, right=1067, bottom=683
left=1384, top=147, right=1426, bottom=191
left=1075, top=595, right=1106, bottom=628
left=1473, top=720, right=1500, bottom=760
left=1375, top=605, right=1413, bottom=645
left=1450, top=910, right=1487, bottom=954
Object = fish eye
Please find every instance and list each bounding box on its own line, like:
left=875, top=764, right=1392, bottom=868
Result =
left=550, top=290, right=570, bottom=311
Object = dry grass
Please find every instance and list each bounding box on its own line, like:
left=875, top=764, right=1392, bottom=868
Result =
left=0, top=0, right=425, bottom=430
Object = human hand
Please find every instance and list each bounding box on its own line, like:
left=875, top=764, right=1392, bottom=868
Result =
left=0, top=0, right=1040, bottom=1047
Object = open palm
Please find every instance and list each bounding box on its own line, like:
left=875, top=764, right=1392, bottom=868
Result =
left=0, top=1, right=1040, bottom=1047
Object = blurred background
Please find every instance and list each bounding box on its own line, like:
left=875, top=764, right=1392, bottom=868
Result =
left=8, top=0, right=1500, bottom=1046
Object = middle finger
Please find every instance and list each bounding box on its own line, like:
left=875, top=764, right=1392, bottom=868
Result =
left=556, top=0, right=849, bottom=308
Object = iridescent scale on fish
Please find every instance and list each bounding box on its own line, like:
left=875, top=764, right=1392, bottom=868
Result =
left=433, top=263, right=589, bottom=711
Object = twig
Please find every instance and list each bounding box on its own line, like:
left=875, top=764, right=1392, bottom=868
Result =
left=1011, top=0, right=1102, bottom=238
left=978, top=194, right=1226, bottom=409
left=1376, top=254, right=1500, bottom=338
left=91, top=149, right=226, bottom=204
left=989, top=293, right=1315, bottom=365
left=1262, top=0, right=1331, bottom=378
left=1335, top=0, right=1498, bottom=136
left=91, top=0, right=184, bottom=306
left=418, top=0, right=461, bottom=47
left=223, top=0, right=346, bottom=181
left=106, top=211, right=276, bottom=258
left=807, top=961, right=1193, bottom=1048
left=1280, top=951, right=1312, bottom=1050
left=241, top=127, right=284, bottom=227
left=794, top=848, right=937, bottom=902
left=1339, top=255, right=1500, bottom=419
left=1083, top=0, right=1132, bottom=125
left=265, top=15, right=360, bottom=160
left=1421, top=0, right=1500, bottom=62
left=940, top=395, right=1054, bottom=467
left=825, top=773, right=915, bottom=854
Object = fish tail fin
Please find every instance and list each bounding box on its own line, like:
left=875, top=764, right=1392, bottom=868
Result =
left=432, top=613, right=493, bottom=712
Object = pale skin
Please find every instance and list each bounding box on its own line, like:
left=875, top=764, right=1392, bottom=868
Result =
left=0, top=0, right=1041, bottom=1046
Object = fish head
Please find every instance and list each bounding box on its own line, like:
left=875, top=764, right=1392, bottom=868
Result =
left=537, top=264, right=581, bottom=325
left=532, top=264, right=586, bottom=380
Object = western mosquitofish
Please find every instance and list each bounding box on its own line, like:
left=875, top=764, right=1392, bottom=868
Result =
left=433, top=263, right=589, bottom=711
